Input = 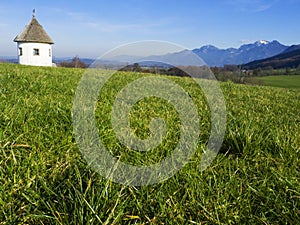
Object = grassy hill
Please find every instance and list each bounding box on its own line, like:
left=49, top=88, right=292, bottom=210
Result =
left=0, top=63, right=299, bottom=224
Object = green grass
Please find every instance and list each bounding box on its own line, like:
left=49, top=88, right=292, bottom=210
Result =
left=258, top=75, right=300, bottom=89
left=0, top=63, right=299, bottom=224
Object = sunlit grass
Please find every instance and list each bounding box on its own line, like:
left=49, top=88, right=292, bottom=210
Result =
left=0, top=63, right=299, bottom=224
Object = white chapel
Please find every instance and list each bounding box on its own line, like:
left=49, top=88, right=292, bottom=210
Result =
left=14, top=11, right=54, bottom=66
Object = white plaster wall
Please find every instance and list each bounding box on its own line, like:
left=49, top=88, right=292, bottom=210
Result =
left=17, top=42, right=53, bottom=67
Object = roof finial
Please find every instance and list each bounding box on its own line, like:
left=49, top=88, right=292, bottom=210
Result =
left=32, top=9, right=36, bottom=18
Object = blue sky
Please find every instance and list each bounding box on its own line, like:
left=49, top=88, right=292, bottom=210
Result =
left=1, top=0, right=300, bottom=57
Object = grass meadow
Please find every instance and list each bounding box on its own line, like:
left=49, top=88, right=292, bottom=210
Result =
left=258, top=75, right=300, bottom=89
left=0, top=63, right=299, bottom=224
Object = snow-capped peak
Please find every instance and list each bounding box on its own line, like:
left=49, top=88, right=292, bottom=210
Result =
left=256, top=40, right=270, bottom=45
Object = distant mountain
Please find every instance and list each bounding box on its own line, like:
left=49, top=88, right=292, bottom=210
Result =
left=192, top=40, right=289, bottom=66
left=282, top=44, right=300, bottom=54
left=0, top=56, right=18, bottom=63
left=99, top=50, right=206, bottom=68
left=242, top=48, right=300, bottom=70
left=53, top=57, right=95, bottom=66
left=141, top=50, right=206, bottom=67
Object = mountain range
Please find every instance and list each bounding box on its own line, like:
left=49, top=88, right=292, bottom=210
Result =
left=102, top=40, right=292, bottom=68
left=242, top=44, right=300, bottom=70
left=192, top=40, right=289, bottom=66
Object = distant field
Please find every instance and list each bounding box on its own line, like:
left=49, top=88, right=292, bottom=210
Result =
left=258, top=75, right=300, bottom=89
left=0, top=63, right=299, bottom=224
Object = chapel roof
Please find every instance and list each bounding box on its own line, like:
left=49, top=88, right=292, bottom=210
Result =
left=14, top=16, right=54, bottom=44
